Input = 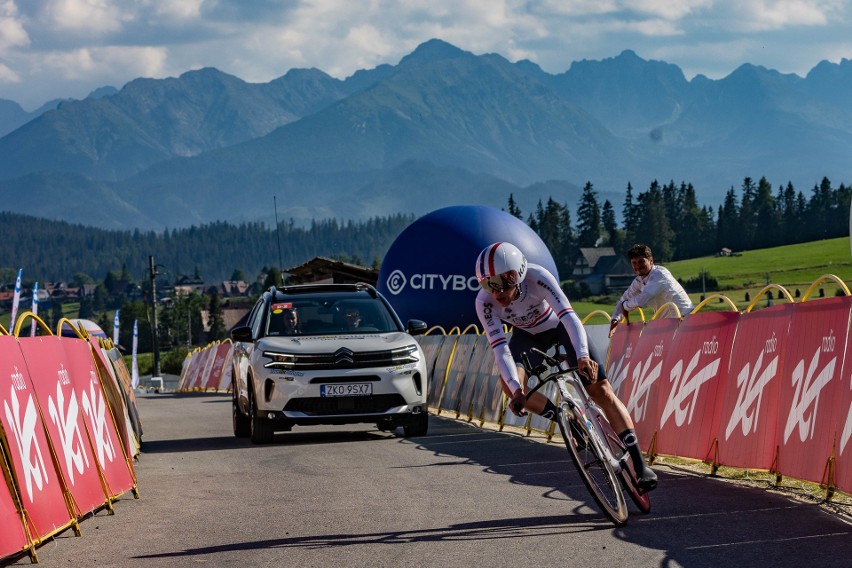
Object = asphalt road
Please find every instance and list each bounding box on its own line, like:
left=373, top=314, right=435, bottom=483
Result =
left=6, top=393, right=851, bottom=568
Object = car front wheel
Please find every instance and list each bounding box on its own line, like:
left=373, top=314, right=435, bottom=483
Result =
left=402, top=412, right=429, bottom=438
left=233, top=390, right=250, bottom=438
left=249, top=388, right=274, bottom=444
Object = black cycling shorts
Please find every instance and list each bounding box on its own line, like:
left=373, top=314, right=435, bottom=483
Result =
left=507, top=324, right=607, bottom=381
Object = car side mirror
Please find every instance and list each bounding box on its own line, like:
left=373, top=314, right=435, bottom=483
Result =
left=231, top=325, right=254, bottom=342
left=407, top=319, right=428, bottom=336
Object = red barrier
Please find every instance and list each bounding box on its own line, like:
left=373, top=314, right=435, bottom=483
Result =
left=652, top=311, right=739, bottom=460
left=102, top=344, right=143, bottom=443
left=18, top=336, right=109, bottom=517
left=606, top=321, right=644, bottom=395
left=1, top=430, right=31, bottom=561
left=616, top=317, right=681, bottom=445
left=0, top=336, right=76, bottom=543
left=201, top=344, right=229, bottom=390
left=60, top=337, right=136, bottom=499
left=213, top=343, right=232, bottom=390
left=718, top=303, right=794, bottom=470
left=835, top=329, right=852, bottom=493
left=86, top=337, right=135, bottom=460
left=216, top=345, right=235, bottom=391
left=185, top=347, right=213, bottom=391
left=775, top=296, right=851, bottom=484
left=178, top=350, right=201, bottom=391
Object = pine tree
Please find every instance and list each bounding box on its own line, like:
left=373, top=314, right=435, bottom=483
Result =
left=716, top=187, right=739, bottom=251
left=601, top=200, right=623, bottom=253
left=622, top=182, right=640, bottom=246
left=753, top=176, right=778, bottom=249
left=507, top=193, right=523, bottom=219
left=635, top=181, right=674, bottom=261
left=576, top=182, right=602, bottom=248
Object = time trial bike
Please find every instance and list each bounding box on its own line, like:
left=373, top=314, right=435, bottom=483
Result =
left=521, top=347, right=651, bottom=526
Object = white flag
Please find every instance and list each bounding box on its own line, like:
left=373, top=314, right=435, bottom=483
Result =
left=131, top=320, right=139, bottom=389
left=9, top=268, right=22, bottom=329
left=30, top=282, right=38, bottom=337
left=113, top=309, right=120, bottom=345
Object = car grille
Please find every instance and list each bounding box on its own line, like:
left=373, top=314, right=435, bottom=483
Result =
left=284, top=394, right=407, bottom=415
left=284, top=348, right=409, bottom=370
left=308, top=375, right=381, bottom=384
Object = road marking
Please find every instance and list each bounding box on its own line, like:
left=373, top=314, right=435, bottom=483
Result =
left=685, top=531, right=850, bottom=550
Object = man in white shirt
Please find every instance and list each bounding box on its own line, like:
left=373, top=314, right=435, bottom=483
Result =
left=609, top=244, right=694, bottom=337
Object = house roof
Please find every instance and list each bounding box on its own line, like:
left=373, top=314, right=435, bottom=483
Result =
left=578, top=247, right=616, bottom=269
left=283, top=257, right=378, bottom=286
left=594, top=255, right=632, bottom=277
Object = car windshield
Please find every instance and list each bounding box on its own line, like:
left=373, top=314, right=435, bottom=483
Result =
left=264, top=292, right=402, bottom=336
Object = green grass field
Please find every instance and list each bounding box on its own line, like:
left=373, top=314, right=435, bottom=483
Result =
left=572, top=236, right=852, bottom=320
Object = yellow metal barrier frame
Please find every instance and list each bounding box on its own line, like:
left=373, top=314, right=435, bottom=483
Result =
left=744, top=284, right=794, bottom=313
left=12, top=311, right=53, bottom=337
left=693, top=294, right=739, bottom=313
left=801, top=273, right=851, bottom=301
left=581, top=309, right=612, bottom=324
left=651, top=302, right=682, bottom=320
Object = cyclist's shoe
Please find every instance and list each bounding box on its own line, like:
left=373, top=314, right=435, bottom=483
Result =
left=636, top=466, right=658, bottom=492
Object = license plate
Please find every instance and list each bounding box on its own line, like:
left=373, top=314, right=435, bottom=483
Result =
left=321, top=383, right=372, bottom=397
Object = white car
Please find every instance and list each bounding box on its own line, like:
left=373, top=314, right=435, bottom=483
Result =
left=230, top=283, right=429, bottom=444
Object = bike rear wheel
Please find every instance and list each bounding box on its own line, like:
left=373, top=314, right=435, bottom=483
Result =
left=557, top=404, right=628, bottom=526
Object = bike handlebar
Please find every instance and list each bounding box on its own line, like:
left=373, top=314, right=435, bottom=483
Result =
left=523, top=347, right=581, bottom=397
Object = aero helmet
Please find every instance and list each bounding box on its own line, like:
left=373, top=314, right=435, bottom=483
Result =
left=475, top=242, right=527, bottom=293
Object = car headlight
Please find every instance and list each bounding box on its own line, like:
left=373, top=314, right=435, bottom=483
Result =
left=391, top=344, right=420, bottom=364
left=262, top=350, right=296, bottom=369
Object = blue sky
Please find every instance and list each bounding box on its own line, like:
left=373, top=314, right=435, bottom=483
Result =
left=1, top=0, right=850, bottom=111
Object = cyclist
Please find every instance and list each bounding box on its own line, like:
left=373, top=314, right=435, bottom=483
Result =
left=474, top=241, right=657, bottom=490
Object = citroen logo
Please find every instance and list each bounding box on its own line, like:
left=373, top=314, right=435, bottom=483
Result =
left=334, top=348, right=355, bottom=366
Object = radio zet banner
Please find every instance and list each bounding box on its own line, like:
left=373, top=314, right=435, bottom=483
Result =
left=17, top=336, right=109, bottom=517
left=0, top=336, right=73, bottom=541
left=615, top=317, right=681, bottom=445
left=652, top=311, right=739, bottom=460
left=60, top=337, right=135, bottom=496
left=719, top=303, right=795, bottom=470
left=834, top=320, right=852, bottom=492
left=606, top=320, right=644, bottom=395
left=776, top=297, right=851, bottom=484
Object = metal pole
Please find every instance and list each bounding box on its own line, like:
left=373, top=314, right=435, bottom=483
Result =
left=274, top=195, right=283, bottom=285
left=149, top=255, right=161, bottom=379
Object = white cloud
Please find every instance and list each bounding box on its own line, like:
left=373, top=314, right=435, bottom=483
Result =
left=40, top=44, right=167, bottom=81
left=38, top=0, right=127, bottom=33
left=729, top=0, right=843, bottom=32
left=144, top=0, right=202, bottom=21
left=0, top=61, right=20, bottom=82
left=0, top=0, right=29, bottom=51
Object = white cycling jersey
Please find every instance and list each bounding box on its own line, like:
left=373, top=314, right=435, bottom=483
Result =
left=474, top=263, right=588, bottom=394
left=613, top=264, right=694, bottom=321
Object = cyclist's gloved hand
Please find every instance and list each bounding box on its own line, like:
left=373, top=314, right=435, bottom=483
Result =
left=578, top=356, right=599, bottom=383
left=509, top=388, right=527, bottom=416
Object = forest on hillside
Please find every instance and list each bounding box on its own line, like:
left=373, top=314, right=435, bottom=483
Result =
left=0, top=174, right=848, bottom=289
left=0, top=213, right=415, bottom=286
left=513, top=175, right=851, bottom=278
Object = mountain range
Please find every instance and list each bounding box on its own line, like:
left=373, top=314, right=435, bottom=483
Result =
left=0, top=39, right=849, bottom=231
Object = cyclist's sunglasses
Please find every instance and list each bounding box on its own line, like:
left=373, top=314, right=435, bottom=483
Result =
left=478, top=271, right=519, bottom=293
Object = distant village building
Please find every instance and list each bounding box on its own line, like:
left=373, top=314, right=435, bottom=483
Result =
left=571, top=247, right=634, bottom=295
left=283, top=257, right=379, bottom=286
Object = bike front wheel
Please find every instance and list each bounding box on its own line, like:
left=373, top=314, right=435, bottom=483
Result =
left=557, top=404, right=628, bottom=526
